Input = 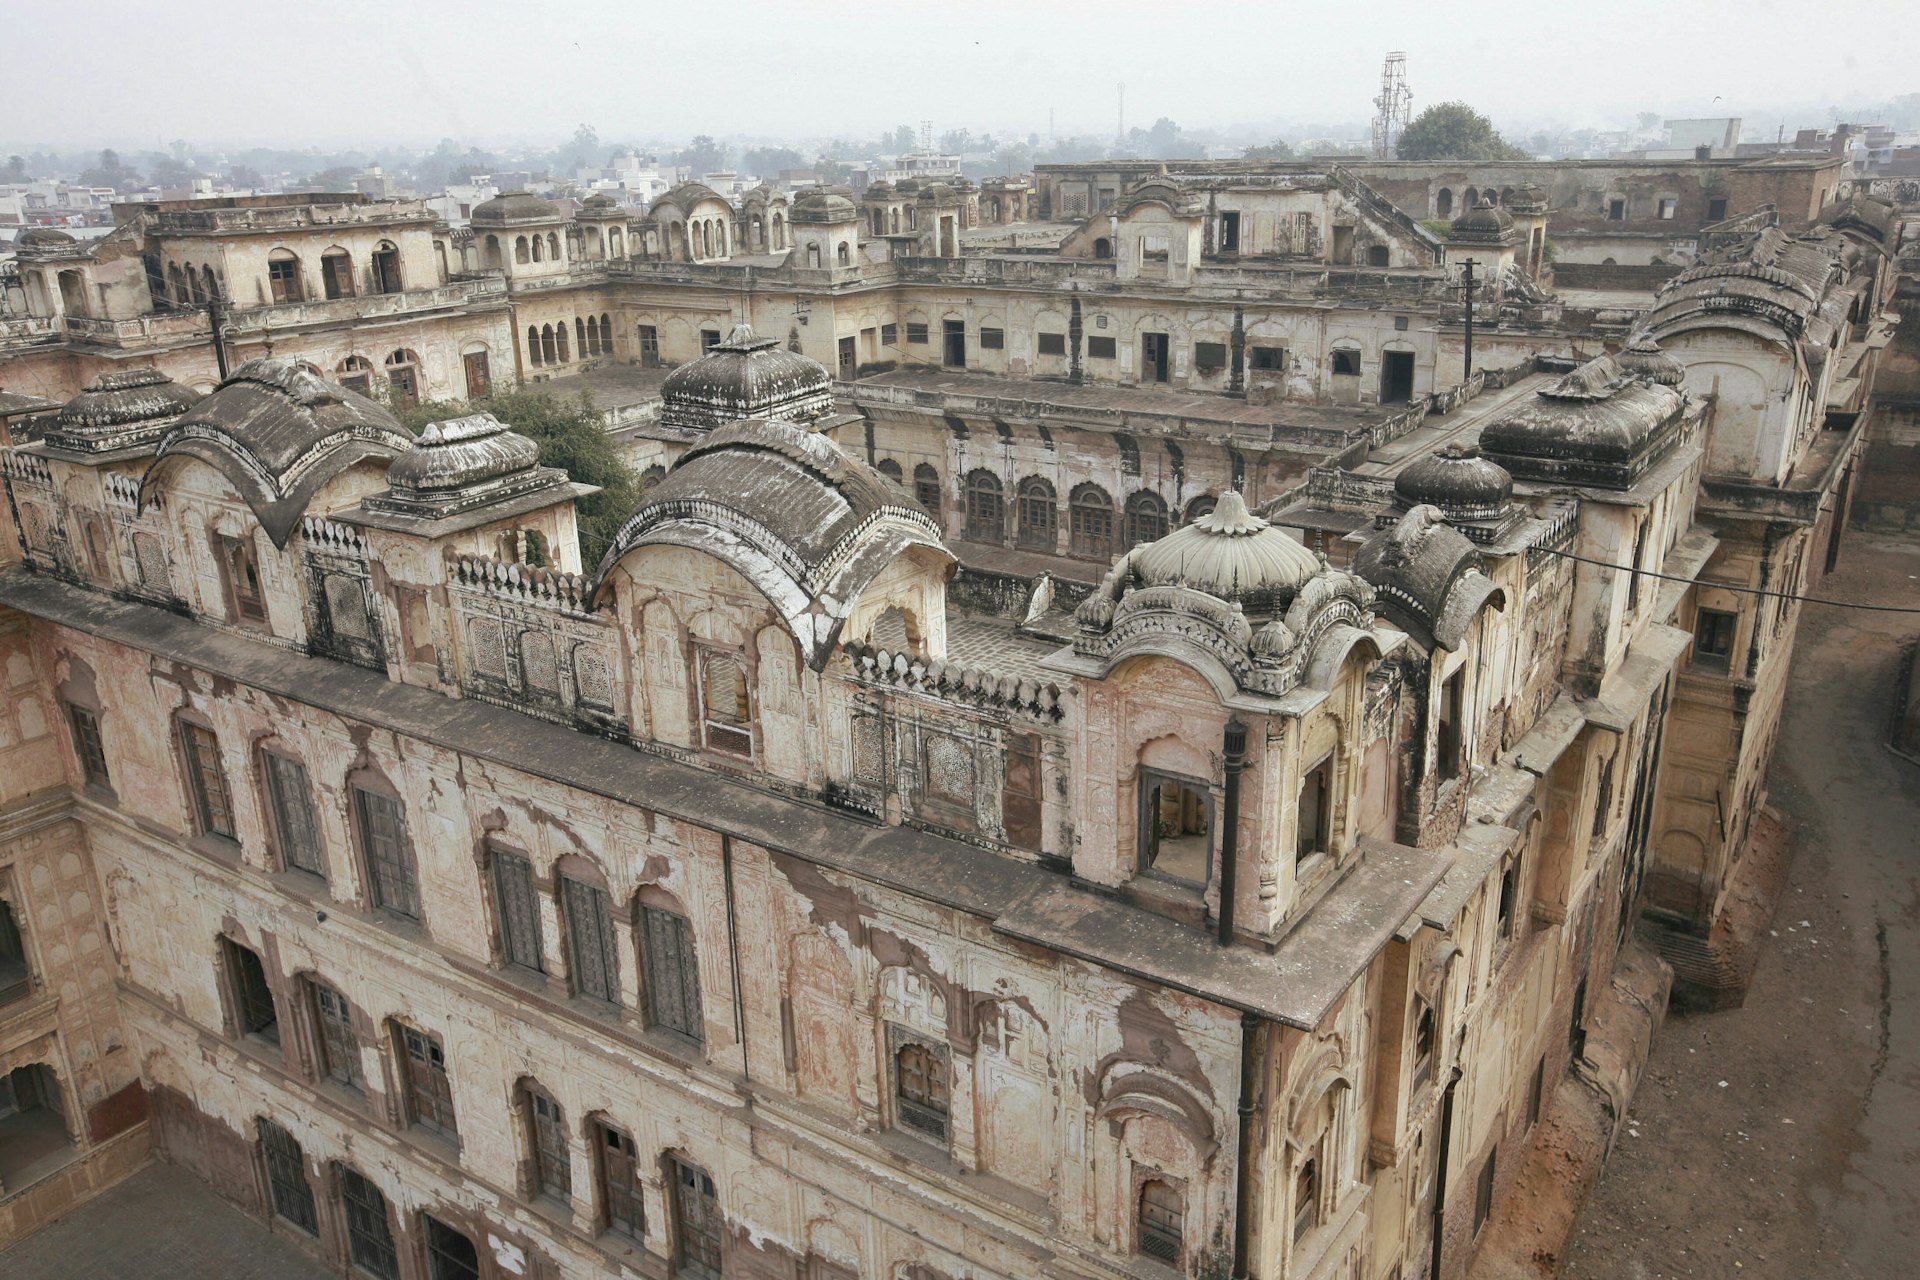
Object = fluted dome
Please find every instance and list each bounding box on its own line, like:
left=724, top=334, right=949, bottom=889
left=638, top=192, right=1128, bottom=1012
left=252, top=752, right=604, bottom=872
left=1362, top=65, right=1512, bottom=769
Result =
left=791, top=190, right=858, bottom=223
left=658, top=323, right=834, bottom=434
left=1614, top=334, right=1686, bottom=386
left=1450, top=194, right=1518, bottom=246
left=44, top=368, right=201, bottom=454
left=471, top=190, right=561, bottom=225
left=15, top=227, right=77, bottom=249
left=368, top=412, right=569, bottom=521
left=1130, top=490, right=1321, bottom=609
left=1394, top=444, right=1513, bottom=522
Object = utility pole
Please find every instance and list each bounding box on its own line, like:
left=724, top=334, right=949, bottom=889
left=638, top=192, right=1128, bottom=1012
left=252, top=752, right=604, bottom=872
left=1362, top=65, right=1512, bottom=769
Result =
left=1462, top=258, right=1476, bottom=378
left=206, top=290, right=229, bottom=381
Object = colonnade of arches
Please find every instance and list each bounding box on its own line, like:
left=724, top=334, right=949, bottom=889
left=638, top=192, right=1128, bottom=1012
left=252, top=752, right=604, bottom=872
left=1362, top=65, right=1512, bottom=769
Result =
left=951, top=471, right=1208, bottom=561
left=525, top=313, right=615, bottom=368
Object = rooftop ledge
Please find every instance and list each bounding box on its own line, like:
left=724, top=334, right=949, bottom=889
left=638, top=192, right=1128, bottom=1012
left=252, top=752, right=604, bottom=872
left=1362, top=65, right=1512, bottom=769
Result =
left=0, top=567, right=1444, bottom=1030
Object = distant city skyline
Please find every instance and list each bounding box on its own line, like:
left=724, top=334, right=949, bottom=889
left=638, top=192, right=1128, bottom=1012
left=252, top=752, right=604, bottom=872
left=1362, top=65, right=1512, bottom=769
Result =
left=4, top=0, right=1913, bottom=151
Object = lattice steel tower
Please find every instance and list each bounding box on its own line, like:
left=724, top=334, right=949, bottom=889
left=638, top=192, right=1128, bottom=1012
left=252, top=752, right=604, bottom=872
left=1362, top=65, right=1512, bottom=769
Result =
left=1372, top=52, right=1412, bottom=159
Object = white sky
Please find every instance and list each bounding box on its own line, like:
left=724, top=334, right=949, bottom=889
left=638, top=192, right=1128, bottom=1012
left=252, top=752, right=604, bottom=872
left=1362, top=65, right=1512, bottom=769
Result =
left=5, top=0, right=1909, bottom=150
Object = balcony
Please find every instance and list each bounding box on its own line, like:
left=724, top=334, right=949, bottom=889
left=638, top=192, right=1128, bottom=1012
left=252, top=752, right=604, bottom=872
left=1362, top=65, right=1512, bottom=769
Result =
left=149, top=199, right=436, bottom=235
left=223, top=277, right=509, bottom=333
left=59, top=311, right=210, bottom=349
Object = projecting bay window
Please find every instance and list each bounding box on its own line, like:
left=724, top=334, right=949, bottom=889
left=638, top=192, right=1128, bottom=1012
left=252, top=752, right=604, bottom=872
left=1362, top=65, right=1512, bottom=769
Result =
left=698, top=650, right=753, bottom=758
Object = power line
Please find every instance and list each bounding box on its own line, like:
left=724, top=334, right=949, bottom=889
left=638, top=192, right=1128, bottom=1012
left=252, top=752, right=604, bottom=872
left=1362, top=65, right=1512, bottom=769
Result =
left=1531, top=543, right=1920, bottom=615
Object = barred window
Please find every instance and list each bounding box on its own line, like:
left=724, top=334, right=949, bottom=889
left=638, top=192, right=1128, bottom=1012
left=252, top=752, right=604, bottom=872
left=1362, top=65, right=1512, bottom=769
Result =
left=1087, top=335, right=1117, bottom=359
left=978, top=326, right=1005, bottom=350
left=905, top=322, right=929, bottom=344
left=423, top=1215, right=480, bottom=1280
left=525, top=1084, right=572, bottom=1200
left=1037, top=331, right=1066, bottom=356
left=597, top=1121, right=645, bottom=1239
left=563, top=875, right=620, bottom=1005
left=881, top=322, right=898, bottom=345
left=180, top=721, right=235, bottom=839
left=640, top=904, right=703, bottom=1044
left=894, top=1039, right=950, bottom=1142
left=312, top=980, right=361, bottom=1090
left=1138, top=1178, right=1183, bottom=1263
left=354, top=787, right=418, bottom=919
left=913, top=463, right=942, bottom=516
left=340, top=1166, right=400, bottom=1280
left=492, top=849, right=543, bottom=974
left=258, top=1119, right=317, bottom=1235
left=223, top=937, right=277, bottom=1043
left=397, top=1023, right=457, bottom=1137
left=263, top=752, right=323, bottom=877
left=69, top=704, right=109, bottom=789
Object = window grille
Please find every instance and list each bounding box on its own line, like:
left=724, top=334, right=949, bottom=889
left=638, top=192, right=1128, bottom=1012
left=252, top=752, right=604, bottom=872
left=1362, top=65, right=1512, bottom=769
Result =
left=354, top=788, right=418, bottom=919
left=563, top=876, right=620, bottom=1004
left=640, top=905, right=703, bottom=1043
left=492, top=850, right=543, bottom=973
left=341, top=1167, right=399, bottom=1279
left=181, top=722, right=236, bottom=838
left=259, top=1120, right=317, bottom=1235
left=264, top=753, right=323, bottom=876
left=423, top=1216, right=480, bottom=1280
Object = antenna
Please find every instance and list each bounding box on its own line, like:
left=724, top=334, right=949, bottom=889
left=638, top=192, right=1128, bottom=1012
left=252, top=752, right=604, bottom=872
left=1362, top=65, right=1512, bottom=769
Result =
left=920, top=120, right=933, bottom=154
left=1372, top=52, right=1413, bottom=160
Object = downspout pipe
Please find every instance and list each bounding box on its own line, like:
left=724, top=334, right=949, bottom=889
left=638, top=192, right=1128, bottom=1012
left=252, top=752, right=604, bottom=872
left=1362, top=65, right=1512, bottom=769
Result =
left=1429, top=1065, right=1464, bottom=1280
left=1231, top=1009, right=1260, bottom=1279
left=1217, top=717, right=1248, bottom=947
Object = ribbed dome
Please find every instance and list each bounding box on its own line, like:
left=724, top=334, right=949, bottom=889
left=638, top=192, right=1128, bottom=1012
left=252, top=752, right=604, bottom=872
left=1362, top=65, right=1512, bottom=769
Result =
left=791, top=191, right=858, bottom=223
left=658, top=323, right=834, bottom=434
left=387, top=413, right=539, bottom=495
left=1394, top=444, right=1513, bottom=522
left=470, top=190, right=561, bottom=225
left=15, top=227, right=77, bottom=248
left=1614, top=334, right=1686, bottom=386
left=44, top=368, right=201, bottom=455
left=1450, top=194, right=1518, bottom=245
left=1130, top=490, right=1321, bottom=608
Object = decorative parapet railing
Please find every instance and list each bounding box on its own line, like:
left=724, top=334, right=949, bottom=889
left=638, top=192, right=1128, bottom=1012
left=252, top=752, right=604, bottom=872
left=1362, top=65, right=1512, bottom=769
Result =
left=1526, top=501, right=1579, bottom=573
left=0, top=449, right=53, bottom=488
left=299, top=514, right=368, bottom=558
left=1302, top=466, right=1397, bottom=513
left=453, top=555, right=594, bottom=616
left=149, top=200, right=436, bottom=233
left=841, top=639, right=1066, bottom=723
left=102, top=472, right=143, bottom=509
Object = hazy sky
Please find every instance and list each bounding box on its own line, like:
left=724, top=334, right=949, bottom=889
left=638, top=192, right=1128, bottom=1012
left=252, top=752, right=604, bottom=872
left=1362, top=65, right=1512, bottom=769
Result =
left=6, top=0, right=1911, bottom=150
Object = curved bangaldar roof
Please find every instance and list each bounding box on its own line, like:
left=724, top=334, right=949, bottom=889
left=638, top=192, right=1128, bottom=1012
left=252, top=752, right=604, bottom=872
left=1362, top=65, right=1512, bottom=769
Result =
left=1351, top=505, right=1505, bottom=651
left=140, top=358, right=415, bottom=547
left=589, top=416, right=951, bottom=669
left=1477, top=354, right=1687, bottom=489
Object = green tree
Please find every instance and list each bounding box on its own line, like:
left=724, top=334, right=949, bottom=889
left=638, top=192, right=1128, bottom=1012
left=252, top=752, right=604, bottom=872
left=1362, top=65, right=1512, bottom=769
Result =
left=3, top=155, right=26, bottom=181
left=391, top=390, right=643, bottom=566
left=79, top=147, right=140, bottom=189
left=678, top=135, right=726, bottom=176
left=889, top=124, right=917, bottom=155
left=742, top=146, right=805, bottom=176
left=1394, top=102, right=1531, bottom=162
left=814, top=155, right=850, bottom=185
left=1244, top=139, right=1295, bottom=160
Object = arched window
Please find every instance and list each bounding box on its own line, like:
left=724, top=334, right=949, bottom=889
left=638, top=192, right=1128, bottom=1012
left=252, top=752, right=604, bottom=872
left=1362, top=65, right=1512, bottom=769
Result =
left=876, top=459, right=904, bottom=484
left=873, top=209, right=885, bottom=235
left=179, top=717, right=235, bottom=837
left=963, top=470, right=1003, bottom=543
left=167, top=263, right=187, bottom=303
left=807, top=244, right=822, bottom=269
left=1069, top=483, right=1114, bottom=560
left=546, top=232, right=560, bottom=260
left=837, top=242, right=851, bottom=266
left=371, top=240, right=402, bottom=294
left=483, top=234, right=502, bottom=268
left=913, top=463, right=941, bottom=515
left=540, top=324, right=557, bottom=366
left=639, top=464, right=666, bottom=491
left=321, top=247, right=354, bottom=300
left=1436, top=187, right=1454, bottom=218
left=1093, top=237, right=1113, bottom=258
left=1464, top=185, right=1480, bottom=207
left=609, top=227, right=624, bottom=258
left=202, top=264, right=218, bottom=302
left=1412, top=1002, right=1436, bottom=1092
left=889, top=209, right=900, bottom=234
left=527, top=325, right=544, bottom=367
left=576, top=316, right=588, bottom=358
left=338, top=354, right=374, bottom=396
left=1366, top=244, right=1390, bottom=267
left=1138, top=1179, right=1184, bottom=1263
left=515, top=236, right=530, bottom=265
left=1293, top=1156, right=1320, bottom=1242
left=639, top=898, right=704, bottom=1043
left=423, top=1216, right=480, bottom=1280
left=1016, top=477, right=1057, bottom=550
left=555, top=321, right=570, bottom=363
left=267, top=248, right=303, bottom=303
left=531, top=234, right=544, bottom=263
left=1184, top=495, right=1217, bottom=524
left=384, top=349, right=420, bottom=408
left=699, top=649, right=752, bottom=757
left=185, top=262, right=205, bottom=304
left=1123, top=491, right=1169, bottom=549
left=520, top=1080, right=572, bottom=1200
left=772, top=212, right=785, bottom=249
left=1499, top=186, right=1514, bottom=206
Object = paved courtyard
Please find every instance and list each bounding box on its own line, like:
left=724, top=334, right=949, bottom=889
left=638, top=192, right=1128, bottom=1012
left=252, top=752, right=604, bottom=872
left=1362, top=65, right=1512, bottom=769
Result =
left=0, top=1161, right=332, bottom=1280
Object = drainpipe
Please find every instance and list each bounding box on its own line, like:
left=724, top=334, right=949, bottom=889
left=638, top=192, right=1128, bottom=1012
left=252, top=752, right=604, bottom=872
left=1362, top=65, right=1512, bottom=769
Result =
left=206, top=293, right=229, bottom=381
left=1231, top=1008, right=1260, bottom=1279
left=720, top=834, right=751, bottom=1083
left=1217, top=717, right=1248, bottom=946
left=1429, top=1066, right=1464, bottom=1280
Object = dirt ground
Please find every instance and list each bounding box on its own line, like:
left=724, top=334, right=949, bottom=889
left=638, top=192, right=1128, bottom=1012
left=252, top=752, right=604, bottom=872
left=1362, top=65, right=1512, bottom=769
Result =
left=1559, top=530, right=1920, bottom=1279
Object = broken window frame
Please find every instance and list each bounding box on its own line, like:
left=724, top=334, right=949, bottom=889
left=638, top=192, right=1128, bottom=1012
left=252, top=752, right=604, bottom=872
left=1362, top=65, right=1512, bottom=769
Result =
left=890, top=1029, right=951, bottom=1143
left=68, top=703, right=110, bottom=791
left=222, top=936, right=278, bottom=1044
left=1691, top=607, right=1737, bottom=674
left=180, top=719, right=237, bottom=840
left=263, top=750, right=324, bottom=878
left=396, top=1021, right=458, bottom=1139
